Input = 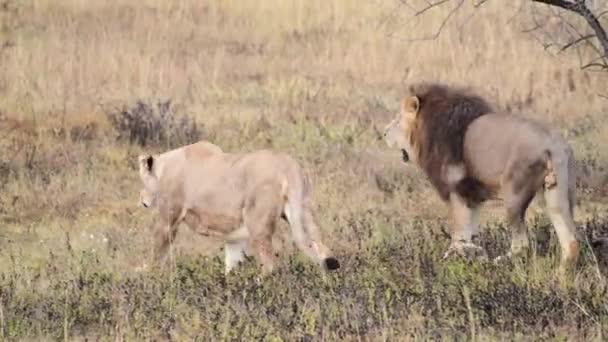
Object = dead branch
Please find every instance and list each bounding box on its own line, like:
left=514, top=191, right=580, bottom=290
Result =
left=532, top=0, right=608, bottom=62
left=390, top=0, right=608, bottom=71
left=560, top=33, right=595, bottom=51
left=405, top=0, right=465, bottom=42
left=413, top=0, right=450, bottom=16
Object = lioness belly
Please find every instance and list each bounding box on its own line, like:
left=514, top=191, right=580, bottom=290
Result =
left=184, top=209, right=243, bottom=238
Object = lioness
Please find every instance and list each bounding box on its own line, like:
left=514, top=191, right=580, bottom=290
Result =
left=384, top=83, right=578, bottom=271
left=137, top=140, right=340, bottom=275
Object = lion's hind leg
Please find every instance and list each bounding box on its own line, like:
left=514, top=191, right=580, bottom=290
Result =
left=544, top=182, right=578, bottom=272
left=501, top=180, right=537, bottom=261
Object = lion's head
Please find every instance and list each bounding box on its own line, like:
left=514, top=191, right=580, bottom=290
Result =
left=138, top=154, right=159, bottom=208
left=383, top=96, right=421, bottom=163
left=384, top=83, right=493, bottom=201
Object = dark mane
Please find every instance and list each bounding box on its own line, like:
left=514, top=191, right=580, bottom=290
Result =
left=410, top=82, right=493, bottom=202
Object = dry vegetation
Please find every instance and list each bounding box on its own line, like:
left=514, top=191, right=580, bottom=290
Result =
left=1, top=0, right=607, bottom=340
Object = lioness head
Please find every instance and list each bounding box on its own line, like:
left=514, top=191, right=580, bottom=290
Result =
left=383, top=96, right=420, bottom=163
left=138, top=154, right=158, bottom=208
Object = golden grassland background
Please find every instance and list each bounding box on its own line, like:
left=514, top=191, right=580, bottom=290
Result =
left=0, top=0, right=607, bottom=340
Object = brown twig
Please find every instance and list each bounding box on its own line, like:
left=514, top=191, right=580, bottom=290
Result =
left=406, top=0, right=465, bottom=42
left=413, top=0, right=450, bottom=16
left=391, top=0, right=608, bottom=72
left=532, top=0, right=608, bottom=62
left=560, top=33, right=596, bottom=52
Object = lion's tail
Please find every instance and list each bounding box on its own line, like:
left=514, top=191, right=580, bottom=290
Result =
left=543, top=141, right=579, bottom=265
left=283, top=165, right=340, bottom=271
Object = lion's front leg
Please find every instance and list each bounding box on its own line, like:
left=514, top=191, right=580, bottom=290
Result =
left=443, top=193, right=487, bottom=260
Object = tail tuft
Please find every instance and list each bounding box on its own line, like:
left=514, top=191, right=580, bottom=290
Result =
left=324, top=257, right=340, bottom=271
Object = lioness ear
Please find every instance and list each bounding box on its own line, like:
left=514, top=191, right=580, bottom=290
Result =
left=402, top=96, right=420, bottom=115
left=138, top=154, right=154, bottom=172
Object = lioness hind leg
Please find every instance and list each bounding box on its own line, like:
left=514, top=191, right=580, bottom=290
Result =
left=224, top=239, right=248, bottom=275
left=301, top=210, right=340, bottom=270
left=244, top=183, right=282, bottom=275
left=248, top=219, right=277, bottom=275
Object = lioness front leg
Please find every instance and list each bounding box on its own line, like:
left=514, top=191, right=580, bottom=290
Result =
left=444, top=192, right=486, bottom=260
left=152, top=218, right=180, bottom=269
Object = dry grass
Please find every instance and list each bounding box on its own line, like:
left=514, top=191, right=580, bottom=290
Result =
left=1, top=0, right=608, bottom=340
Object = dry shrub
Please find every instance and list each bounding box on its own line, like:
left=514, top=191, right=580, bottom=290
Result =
left=106, top=99, right=202, bottom=148
left=69, top=122, right=99, bottom=143
left=0, top=160, right=15, bottom=190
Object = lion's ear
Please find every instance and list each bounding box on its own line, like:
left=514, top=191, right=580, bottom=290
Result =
left=138, top=154, right=154, bottom=172
left=402, top=96, right=420, bottom=115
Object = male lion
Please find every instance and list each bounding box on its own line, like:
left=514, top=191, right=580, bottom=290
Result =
left=383, top=83, right=578, bottom=271
left=137, top=140, right=340, bottom=275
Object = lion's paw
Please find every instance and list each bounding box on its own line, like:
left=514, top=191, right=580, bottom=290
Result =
left=443, top=241, right=488, bottom=261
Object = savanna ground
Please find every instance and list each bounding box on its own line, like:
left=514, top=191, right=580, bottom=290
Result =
left=1, top=0, right=608, bottom=340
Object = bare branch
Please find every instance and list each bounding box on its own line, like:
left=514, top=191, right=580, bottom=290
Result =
left=390, top=0, right=608, bottom=72
left=398, top=0, right=418, bottom=13
left=532, top=0, right=608, bottom=61
left=580, top=53, right=608, bottom=68
left=407, top=0, right=465, bottom=42
left=531, top=0, right=579, bottom=11
left=473, top=0, right=490, bottom=8
left=414, top=0, right=450, bottom=16
left=560, top=33, right=595, bottom=51
left=377, top=1, right=409, bottom=29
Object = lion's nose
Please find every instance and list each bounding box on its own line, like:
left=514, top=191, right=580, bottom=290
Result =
left=142, top=202, right=148, bottom=208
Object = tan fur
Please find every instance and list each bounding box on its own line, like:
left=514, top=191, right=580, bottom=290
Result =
left=384, top=82, right=579, bottom=271
left=137, top=140, right=340, bottom=275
